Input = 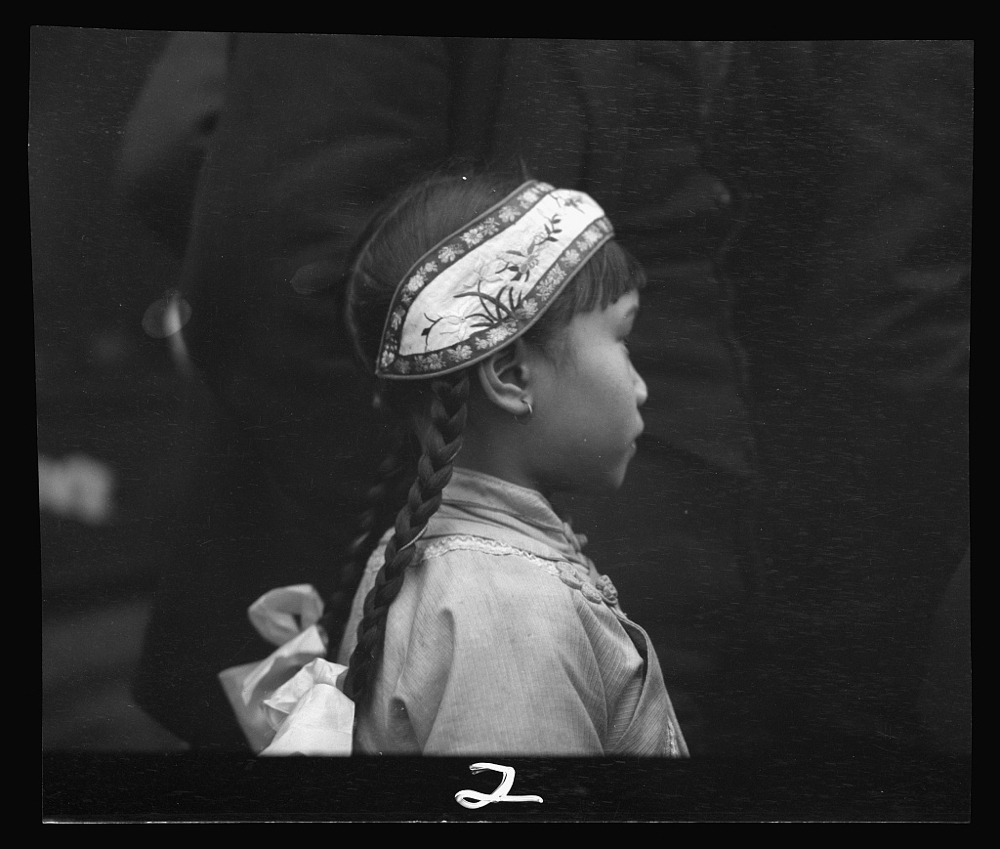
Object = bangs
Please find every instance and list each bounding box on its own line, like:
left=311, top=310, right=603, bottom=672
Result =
left=524, top=240, right=646, bottom=351
left=568, top=240, right=647, bottom=315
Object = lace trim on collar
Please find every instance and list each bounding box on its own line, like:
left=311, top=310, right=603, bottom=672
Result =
left=421, top=534, right=624, bottom=615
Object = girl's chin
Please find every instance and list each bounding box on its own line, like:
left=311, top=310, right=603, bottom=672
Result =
left=544, top=450, right=638, bottom=496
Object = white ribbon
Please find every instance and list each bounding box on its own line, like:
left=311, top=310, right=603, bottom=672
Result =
left=260, top=659, right=354, bottom=756
left=218, top=585, right=355, bottom=756
left=248, top=583, right=325, bottom=646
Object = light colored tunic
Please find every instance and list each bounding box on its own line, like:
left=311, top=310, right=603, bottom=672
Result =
left=338, top=467, right=688, bottom=757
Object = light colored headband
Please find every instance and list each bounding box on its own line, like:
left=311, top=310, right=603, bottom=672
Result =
left=376, top=180, right=614, bottom=379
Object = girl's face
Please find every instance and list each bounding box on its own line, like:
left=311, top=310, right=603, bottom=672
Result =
left=527, top=289, right=648, bottom=495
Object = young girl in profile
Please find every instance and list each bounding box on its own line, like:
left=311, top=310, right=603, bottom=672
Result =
left=222, top=174, right=688, bottom=757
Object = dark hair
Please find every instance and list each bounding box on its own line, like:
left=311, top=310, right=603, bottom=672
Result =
left=322, top=172, right=645, bottom=710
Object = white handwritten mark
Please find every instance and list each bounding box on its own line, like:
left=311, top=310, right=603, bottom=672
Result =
left=455, top=762, right=543, bottom=809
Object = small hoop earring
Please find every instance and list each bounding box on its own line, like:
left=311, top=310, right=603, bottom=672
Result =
left=515, top=400, right=533, bottom=426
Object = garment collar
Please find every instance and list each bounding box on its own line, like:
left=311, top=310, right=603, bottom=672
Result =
left=427, top=466, right=589, bottom=564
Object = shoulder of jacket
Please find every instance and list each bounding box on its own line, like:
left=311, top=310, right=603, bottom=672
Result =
left=419, top=534, right=625, bottom=618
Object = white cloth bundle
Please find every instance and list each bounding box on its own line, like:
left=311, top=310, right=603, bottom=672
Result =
left=218, top=584, right=354, bottom=756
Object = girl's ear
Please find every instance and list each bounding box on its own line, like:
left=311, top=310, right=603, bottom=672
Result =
left=476, top=339, right=534, bottom=417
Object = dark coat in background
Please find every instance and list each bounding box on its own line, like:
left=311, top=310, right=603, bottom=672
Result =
left=119, top=37, right=970, bottom=753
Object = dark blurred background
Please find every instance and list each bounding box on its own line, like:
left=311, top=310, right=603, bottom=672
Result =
left=36, top=32, right=970, bottom=763
left=35, top=27, right=187, bottom=751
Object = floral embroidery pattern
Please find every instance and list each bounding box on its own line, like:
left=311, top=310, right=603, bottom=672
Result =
left=453, top=280, right=537, bottom=336
left=500, top=212, right=563, bottom=283
left=378, top=181, right=614, bottom=377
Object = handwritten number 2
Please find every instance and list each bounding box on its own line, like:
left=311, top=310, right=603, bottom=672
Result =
left=455, top=762, right=544, bottom=809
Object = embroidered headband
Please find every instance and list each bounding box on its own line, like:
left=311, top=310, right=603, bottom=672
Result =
left=376, top=180, right=614, bottom=379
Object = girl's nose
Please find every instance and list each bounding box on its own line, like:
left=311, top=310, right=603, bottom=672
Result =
left=632, top=363, right=648, bottom=407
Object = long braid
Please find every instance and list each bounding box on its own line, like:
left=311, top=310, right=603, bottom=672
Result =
left=342, top=373, right=470, bottom=708
left=319, top=420, right=416, bottom=656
